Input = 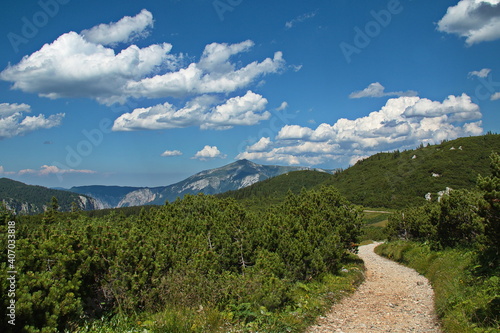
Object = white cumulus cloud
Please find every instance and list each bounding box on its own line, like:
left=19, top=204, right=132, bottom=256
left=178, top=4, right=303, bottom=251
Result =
left=192, top=145, right=226, bottom=161
left=202, top=91, right=270, bottom=130
left=0, top=103, right=64, bottom=139
left=0, top=11, right=285, bottom=106
left=403, top=93, right=481, bottom=122
left=81, top=9, right=154, bottom=45
left=468, top=68, right=492, bottom=78
left=112, top=91, right=270, bottom=131
left=0, top=103, right=31, bottom=117
left=491, top=92, right=500, bottom=100
left=437, top=0, right=500, bottom=46
left=126, top=43, right=285, bottom=99
left=161, top=150, right=183, bottom=157
left=349, top=82, right=417, bottom=99
left=276, top=124, right=314, bottom=140
left=276, top=101, right=288, bottom=111
left=247, top=137, right=272, bottom=152
left=237, top=94, right=483, bottom=166
left=0, top=31, right=174, bottom=105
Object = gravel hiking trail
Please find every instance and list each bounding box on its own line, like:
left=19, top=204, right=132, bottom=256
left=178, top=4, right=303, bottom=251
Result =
left=307, top=242, right=442, bottom=332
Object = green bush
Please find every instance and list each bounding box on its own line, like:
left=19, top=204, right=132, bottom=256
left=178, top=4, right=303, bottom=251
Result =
left=1, top=186, right=363, bottom=332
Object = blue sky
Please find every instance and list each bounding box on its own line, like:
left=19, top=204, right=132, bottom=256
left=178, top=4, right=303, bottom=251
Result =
left=0, top=0, right=499, bottom=187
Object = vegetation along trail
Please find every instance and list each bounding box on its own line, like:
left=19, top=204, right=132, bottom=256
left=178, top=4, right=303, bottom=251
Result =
left=307, top=242, right=441, bottom=332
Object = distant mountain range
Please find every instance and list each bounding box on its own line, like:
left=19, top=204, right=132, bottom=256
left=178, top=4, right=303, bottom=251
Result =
left=1, top=159, right=321, bottom=213
left=69, top=159, right=330, bottom=209
left=0, top=178, right=99, bottom=214
left=2, top=134, right=499, bottom=214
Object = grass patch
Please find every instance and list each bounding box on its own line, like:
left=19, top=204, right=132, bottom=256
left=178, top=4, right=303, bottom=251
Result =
left=359, top=209, right=391, bottom=243
left=363, top=210, right=391, bottom=225
left=375, top=241, right=500, bottom=333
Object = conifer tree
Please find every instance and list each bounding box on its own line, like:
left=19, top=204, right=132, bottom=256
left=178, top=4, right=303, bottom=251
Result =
left=43, top=196, right=59, bottom=224
left=477, top=152, right=500, bottom=260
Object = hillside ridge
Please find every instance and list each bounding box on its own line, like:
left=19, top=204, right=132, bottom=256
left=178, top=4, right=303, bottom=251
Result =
left=0, top=177, right=99, bottom=214
left=327, top=134, right=500, bottom=208
left=222, top=134, right=500, bottom=209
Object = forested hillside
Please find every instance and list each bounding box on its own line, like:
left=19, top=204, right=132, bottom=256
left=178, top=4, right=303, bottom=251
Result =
left=0, top=178, right=98, bottom=214
left=325, top=134, right=500, bottom=208
left=219, top=135, right=500, bottom=210
left=219, top=170, right=335, bottom=209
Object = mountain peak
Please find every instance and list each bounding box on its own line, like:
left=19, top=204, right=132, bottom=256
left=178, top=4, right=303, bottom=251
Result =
left=232, top=159, right=254, bottom=166
left=68, top=160, right=316, bottom=208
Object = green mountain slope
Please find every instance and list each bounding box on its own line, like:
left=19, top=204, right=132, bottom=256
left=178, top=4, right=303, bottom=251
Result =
left=0, top=178, right=98, bottom=214
left=221, top=134, right=500, bottom=210
left=325, top=134, right=500, bottom=208
left=219, top=170, right=335, bottom=209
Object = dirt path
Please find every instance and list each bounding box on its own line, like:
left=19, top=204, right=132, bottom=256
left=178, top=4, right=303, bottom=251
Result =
left=307, top=243, right=441, bottom=332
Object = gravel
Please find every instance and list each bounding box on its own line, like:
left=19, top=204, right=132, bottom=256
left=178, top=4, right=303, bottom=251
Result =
left=307, top=242, right=442, bottom=332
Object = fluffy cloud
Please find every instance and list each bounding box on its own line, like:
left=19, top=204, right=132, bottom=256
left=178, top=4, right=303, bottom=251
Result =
left=126, top=44, right=284, bottom=99
left=0, top=103, right=64, bottom=139
left=247, top=137, right=272, bottom=152
left=161, top=150, right=183, bottom=157
left=192, top=146, right=226, bottom=161
left=437, top=0, right=500, bottom=46
left=0, top=102, right=30, bottom=116
left=18, top=165, right=96, bottom=176
left=237, top=94, right=483, bottom=166
left=202, top=91, right=270, bottom=130
left=276, top=125, right=314, bottom=140
left=0, top=10, right=285, bottom=106
left=276, top=101, right=289, bottom=111
left=468, top=68, right=492, bottom=78
left=403, top=93, right=481, bottom=122
left=0, top=31, right=174, bottom=105
left=491, top=92, right=500, bottom=100
left=112, top=91, right=270, bottom=131
left=81, top=9, right=154, bottom=45
left=349, top=82, right=417, bottom=99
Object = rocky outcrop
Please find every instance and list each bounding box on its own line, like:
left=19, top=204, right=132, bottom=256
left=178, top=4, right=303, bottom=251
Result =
left=117, top=188, right=157, bottom=207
